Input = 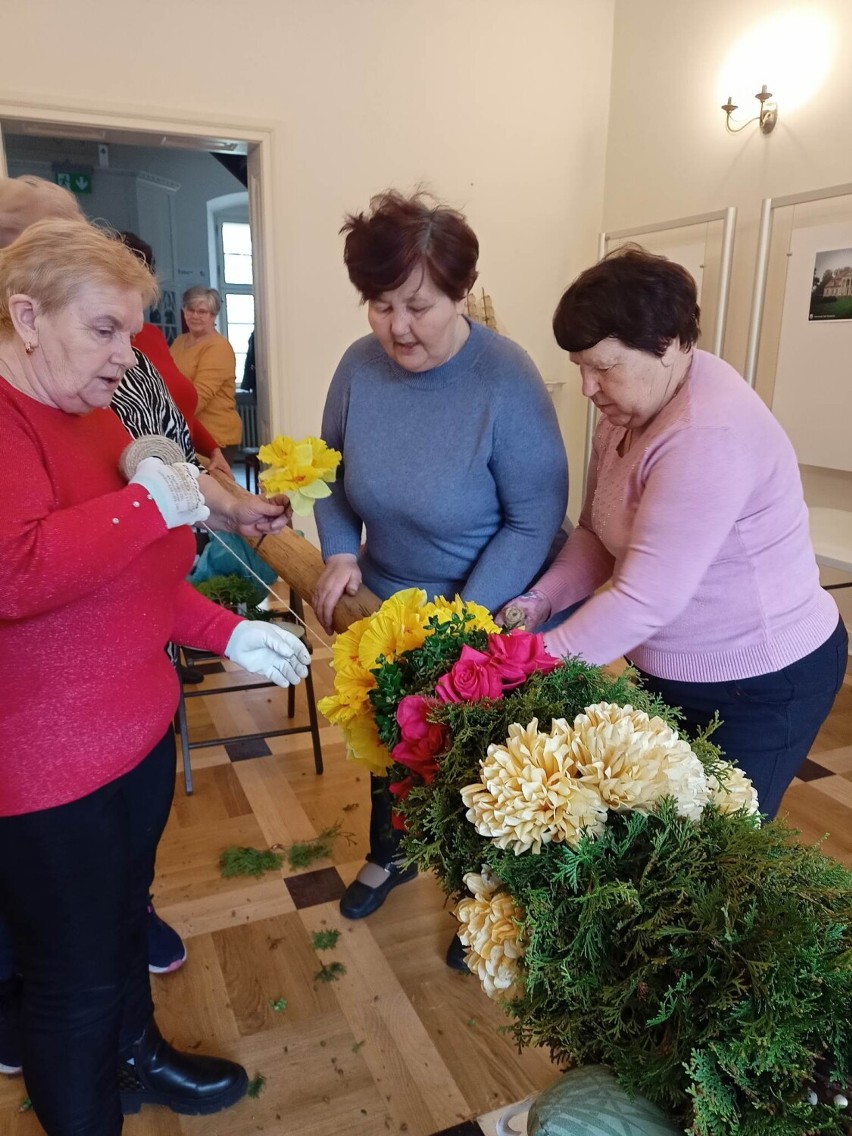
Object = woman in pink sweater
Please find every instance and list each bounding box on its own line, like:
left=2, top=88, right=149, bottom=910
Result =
left=504, top=247, right=847, bottom=819
left=0, top=220, right=309, bottom=1134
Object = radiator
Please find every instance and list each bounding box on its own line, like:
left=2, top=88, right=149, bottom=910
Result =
left=237, top=395, right=259, bottom=450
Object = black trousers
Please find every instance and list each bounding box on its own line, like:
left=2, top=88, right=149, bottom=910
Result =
left=635, top=618, right=848, bottom=819
left=366, top=774, right=405, bottom=866
left=0, top=731, right=177, bottom=1135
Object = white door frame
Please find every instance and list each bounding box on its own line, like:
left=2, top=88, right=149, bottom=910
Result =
left=0, top=98, right=283, bottom=437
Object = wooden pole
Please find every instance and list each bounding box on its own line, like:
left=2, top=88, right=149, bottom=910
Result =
left=209, top=472, right=379, bottom=633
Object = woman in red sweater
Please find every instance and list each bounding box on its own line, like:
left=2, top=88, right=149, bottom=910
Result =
left=119, top=231, right=234, bottom=479
left=0, top=219, right=309, bottom=1134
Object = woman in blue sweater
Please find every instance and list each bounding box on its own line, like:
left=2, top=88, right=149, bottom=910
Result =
left=314, top=192, right=569, bottom=964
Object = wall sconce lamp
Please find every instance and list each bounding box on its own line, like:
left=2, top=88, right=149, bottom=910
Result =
left=721, top=85, right=778, bottom=134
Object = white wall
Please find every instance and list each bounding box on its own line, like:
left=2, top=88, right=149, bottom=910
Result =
left=604, top=0, right=852, bottom=622
left=0, top=0, right=615, bottom=522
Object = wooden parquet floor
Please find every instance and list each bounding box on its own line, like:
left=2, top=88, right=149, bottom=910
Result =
left=1, top=617, right=850, bottom=1136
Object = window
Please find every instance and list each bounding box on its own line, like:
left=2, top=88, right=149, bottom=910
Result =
left=217, top=220, right=254, bottom=384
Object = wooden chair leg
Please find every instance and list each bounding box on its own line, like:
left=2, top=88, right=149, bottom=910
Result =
left=289, top=586, right=323, bottom=774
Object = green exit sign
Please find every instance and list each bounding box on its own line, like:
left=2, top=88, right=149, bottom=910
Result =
left=55, top=171, right=92, bottom=195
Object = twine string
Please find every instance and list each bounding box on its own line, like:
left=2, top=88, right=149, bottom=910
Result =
left=199, top=522, right=335, bottom=653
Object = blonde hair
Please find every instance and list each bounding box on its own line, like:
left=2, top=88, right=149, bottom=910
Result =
left=0, top=175, right=83, bottom=248
left=0, top=219, right=158, bottom=336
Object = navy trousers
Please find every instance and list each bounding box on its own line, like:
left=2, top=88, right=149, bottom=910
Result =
left=634, top=619, right=848, bottom=819
left=0, top=731, right=176, bottom=1135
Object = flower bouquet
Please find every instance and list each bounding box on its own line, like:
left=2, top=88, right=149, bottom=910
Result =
left=257, top=435, right=341, bottom=515
left=319, top=590, right=852, bottom=1136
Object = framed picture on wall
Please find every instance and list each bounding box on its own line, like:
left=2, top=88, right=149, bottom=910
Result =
left=809, top=248, right=852, bottom=321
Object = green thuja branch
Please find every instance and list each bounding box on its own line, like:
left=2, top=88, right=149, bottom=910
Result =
left=219, top=846, right=284, bottom=878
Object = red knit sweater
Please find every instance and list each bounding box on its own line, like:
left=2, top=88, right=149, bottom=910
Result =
left=132, top=323, right=219, bottom=458
left=0, top=376, right=240, bottom=816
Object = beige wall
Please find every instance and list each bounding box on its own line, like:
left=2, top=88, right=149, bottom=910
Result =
left=0, top=0, right=615, bottom=522
left=604, top=0, right=852, bottom=623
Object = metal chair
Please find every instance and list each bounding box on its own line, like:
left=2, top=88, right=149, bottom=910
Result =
left=175, top=588, right=323, bottom=794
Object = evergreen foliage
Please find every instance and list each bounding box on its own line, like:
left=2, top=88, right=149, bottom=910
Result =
left=218, top=845, right=284, bottom=878
left=396, top=658, right=852, bottom=1136
left=286, top=824, right=343, bottom=869
left=193, top=574, right=274, bottom=620
left=314, top=961, right=346, bottom=983
left=311, top=929, right=342, bottom=951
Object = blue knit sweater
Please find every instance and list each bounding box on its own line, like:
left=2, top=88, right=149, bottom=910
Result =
left=315, top=320, right=568, bottom=610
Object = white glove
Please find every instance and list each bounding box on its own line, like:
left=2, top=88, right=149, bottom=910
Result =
left=224, top=621, right=311, bottom=687
left=130, top=457, right=210, bottom=529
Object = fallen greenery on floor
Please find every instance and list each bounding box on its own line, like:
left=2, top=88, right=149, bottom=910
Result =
left=268, top=997, right=287, bottom=1012
left=246, top=1072, right=266, bottom=1099
left=287, top=823, right=344, bottom=870
left=219, top=846, right=284, bottom=878
left=311, top=929, right=341, bottom=951
left=218, top=822, right=351, bottom=880
left=314, top=960, right=346, bottom=983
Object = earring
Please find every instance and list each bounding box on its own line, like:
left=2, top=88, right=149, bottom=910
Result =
left=24, top=341, right=35, bottom=355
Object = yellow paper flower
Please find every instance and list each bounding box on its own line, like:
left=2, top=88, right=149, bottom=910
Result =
left=569, top=703, right=709, bottom=821
left=423, top=595, right=499, bottom=634
left=455, top=867, right=525, bottom=999
left=317, top=615, right=376, bottom=726
left=707, top=763, right=760, bottom=817
left=461, top=718, right=608, bottom=855
left=316, top=661, right=374, bottom=726
left=342, top=711, right=392, bottom=776
left=356, top=588, right=432, bottom=669
left=257, top=435, right=341, bottom=515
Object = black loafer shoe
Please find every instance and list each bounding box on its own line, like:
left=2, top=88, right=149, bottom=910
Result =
left=339, top=863, right=417, bottom=920
left=119, top=1021, right=248, bottom=1116
left=445, top=935, right=470, bottom=973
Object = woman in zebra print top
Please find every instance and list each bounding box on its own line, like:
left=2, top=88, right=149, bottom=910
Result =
left=111, top=347, right=197, bottom=464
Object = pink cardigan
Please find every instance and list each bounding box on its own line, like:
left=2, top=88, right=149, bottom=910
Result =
left=539, top=350, right=838, bottom=682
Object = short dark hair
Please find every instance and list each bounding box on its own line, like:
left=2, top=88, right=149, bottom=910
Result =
left=552, top=245, right=700, bottom=357
left=341, top=190, right=479, bottom=302
left=120, top=231, right=155, bottom=273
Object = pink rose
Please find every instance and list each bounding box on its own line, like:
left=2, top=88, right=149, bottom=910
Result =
left=434, top=644, right=504, bottom=704
left=486, top=630, right=561, bottom=691
left=396, top=695, right=446, bottom=752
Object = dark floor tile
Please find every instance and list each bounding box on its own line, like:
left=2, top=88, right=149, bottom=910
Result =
left=796, top=759, right=833, bottom=781
left=225, top=737, right=272, bottom=761
left=427, top=1123, right=483, bottom=1136
left=284, top=867, right=346, bottom=909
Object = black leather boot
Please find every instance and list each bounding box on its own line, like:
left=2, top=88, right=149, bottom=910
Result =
left=119, top=1021, right=248, bottom=1116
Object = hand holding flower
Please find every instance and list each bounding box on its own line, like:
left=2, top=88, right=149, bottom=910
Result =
left=496, top=590, right=552, bottom=632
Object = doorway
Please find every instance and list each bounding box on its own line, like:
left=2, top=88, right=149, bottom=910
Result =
left=0, top=106, right=281, bottom=444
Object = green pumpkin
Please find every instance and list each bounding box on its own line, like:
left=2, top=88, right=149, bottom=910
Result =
left=527, top=1066, right=683, bottom=1136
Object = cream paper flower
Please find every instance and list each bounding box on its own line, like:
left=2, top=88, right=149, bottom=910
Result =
left=707, top=763, right=760, bottom=817
left=568, top=703, right=710, bottom=821
left=455, top=868, right=525, bottom=999
left=461, top=718, right=608, bottom=855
